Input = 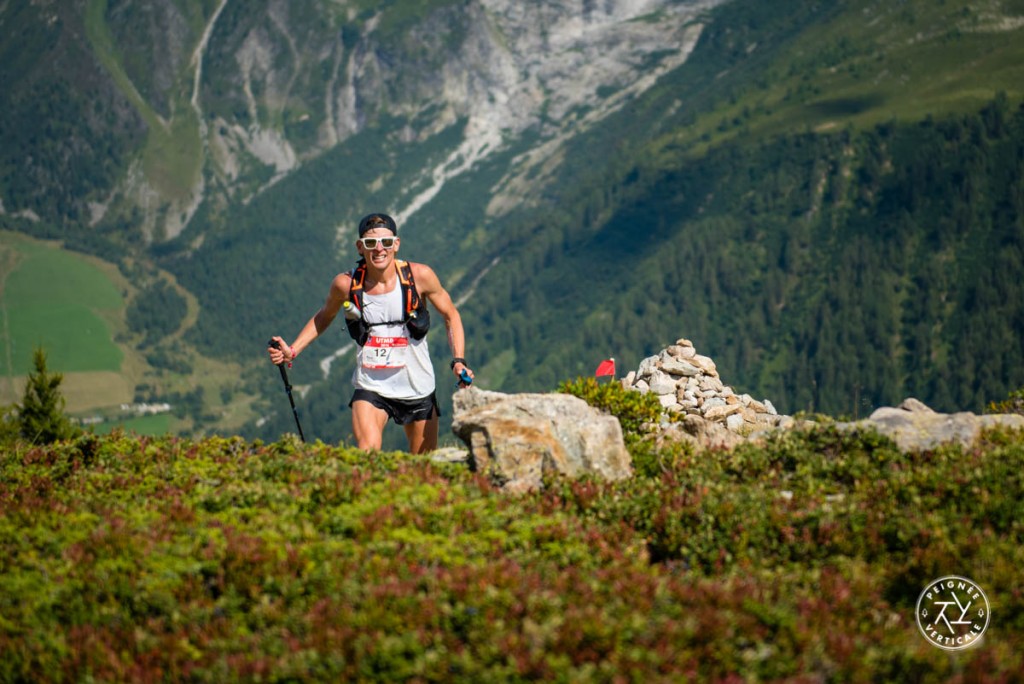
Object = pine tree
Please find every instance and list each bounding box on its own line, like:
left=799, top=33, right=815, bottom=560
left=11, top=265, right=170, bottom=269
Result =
left=18, top=347, right=78, bottom=444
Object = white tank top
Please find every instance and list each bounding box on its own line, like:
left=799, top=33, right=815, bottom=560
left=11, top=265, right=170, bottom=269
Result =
left=351, top=280, right=435, bottom=400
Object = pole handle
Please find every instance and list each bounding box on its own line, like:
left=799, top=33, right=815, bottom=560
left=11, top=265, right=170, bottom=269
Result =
left=267, top=338, right=305, bottom=441
left=267, top=339, right=291, bottom=384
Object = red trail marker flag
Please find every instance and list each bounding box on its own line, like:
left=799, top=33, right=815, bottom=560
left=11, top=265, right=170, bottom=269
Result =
left=595, top=358, right=616, bottom=378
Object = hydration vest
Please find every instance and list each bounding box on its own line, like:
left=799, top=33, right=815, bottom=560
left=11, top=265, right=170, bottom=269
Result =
left=345, top=259, right=430, bottom=345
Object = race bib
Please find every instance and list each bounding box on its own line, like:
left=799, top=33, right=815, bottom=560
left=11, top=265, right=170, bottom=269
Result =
left=362, top=335, right=409, bottom=369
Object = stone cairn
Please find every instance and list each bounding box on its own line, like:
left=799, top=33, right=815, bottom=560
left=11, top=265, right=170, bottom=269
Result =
left=620, top=338, right=1024, bottom=452
left=622, top=338, right=786, bottom=436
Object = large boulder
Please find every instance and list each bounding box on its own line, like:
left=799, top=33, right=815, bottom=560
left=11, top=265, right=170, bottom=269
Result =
left=451, top=387, right=633, bottom=492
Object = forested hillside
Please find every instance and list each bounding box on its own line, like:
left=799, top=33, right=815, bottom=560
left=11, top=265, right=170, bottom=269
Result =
left=464, top=97, right=1024, bottom=417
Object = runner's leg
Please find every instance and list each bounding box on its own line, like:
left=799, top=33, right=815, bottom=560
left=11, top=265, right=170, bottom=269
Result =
left=351, top=399, right=389, bottom=450
left=403, top=412, right=439, bottom=454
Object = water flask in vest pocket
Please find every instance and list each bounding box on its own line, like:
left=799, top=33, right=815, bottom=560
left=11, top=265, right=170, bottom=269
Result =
left=405, top=306, right=430, bottom=340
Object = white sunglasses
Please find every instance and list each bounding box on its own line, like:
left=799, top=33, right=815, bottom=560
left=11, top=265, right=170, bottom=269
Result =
left=358, top=236, right=397, bottom=250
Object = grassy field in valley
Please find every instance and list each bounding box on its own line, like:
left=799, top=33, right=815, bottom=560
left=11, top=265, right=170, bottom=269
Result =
left=0, top=232, right=130, bottom=414
left=1, top=231, right=264, bottom=436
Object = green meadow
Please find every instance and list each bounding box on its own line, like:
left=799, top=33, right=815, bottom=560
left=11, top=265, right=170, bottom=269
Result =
left=90, top=412, right=173, bottom=436
left=0, top=234, right=123, bottom=377
left=667, top=2, right=1024, bottom=159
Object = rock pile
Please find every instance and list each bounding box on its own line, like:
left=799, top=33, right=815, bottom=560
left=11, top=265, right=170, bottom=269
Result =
left=839, top=398, right=1024, bottom=452
left=622, top=338, right=1024, bottom=453
left=623, top=338, right=786, bottom=438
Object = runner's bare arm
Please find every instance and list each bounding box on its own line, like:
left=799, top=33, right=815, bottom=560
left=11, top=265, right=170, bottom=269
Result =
left=412, top=263, right=472, bottom=379
left=269, top=272, right=351, bottom=363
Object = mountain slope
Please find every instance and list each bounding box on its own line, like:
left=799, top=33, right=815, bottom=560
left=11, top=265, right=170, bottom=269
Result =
left=251, top=0, right=1024, bottom=444
left=2, top=0, right=1023, bottom=443
left=454, top=0, right=1024, bottom=414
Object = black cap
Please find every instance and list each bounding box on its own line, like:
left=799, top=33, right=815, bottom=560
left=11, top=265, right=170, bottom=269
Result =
left=358, top=213, right=398, bottom=237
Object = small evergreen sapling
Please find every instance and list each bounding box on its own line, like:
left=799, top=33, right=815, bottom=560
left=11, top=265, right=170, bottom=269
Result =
left=18, top=346, right=79, bottom=444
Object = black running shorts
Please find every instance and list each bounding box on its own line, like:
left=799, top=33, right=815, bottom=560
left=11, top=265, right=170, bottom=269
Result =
left=349, top=389, right=440, bottom=425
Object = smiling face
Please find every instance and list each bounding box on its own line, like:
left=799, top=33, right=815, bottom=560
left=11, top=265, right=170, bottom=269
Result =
left=356, top=227, right=400, bottom=270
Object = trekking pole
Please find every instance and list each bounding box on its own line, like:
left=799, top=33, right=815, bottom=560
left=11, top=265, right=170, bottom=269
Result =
left=267, top=339, right=306, bottom=442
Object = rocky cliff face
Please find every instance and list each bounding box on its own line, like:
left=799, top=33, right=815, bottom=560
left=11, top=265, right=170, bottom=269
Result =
left=205, top=1, right=720, bottom=162
left=193, top=0, right=725, bottom=239
left=1, top=0, right=725, bottom=242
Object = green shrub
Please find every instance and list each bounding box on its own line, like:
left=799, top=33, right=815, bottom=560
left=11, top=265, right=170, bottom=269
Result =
left=987, top=386, right=1024, bottom=415
left=626, top=433, right=693, bottom=478
left=558, top=376, right=688, bottom=476
left=558, top=376, right=666, bottom=437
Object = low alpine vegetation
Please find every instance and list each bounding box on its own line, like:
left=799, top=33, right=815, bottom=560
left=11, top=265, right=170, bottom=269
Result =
left=2, top=419, right=1022, bottom=681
